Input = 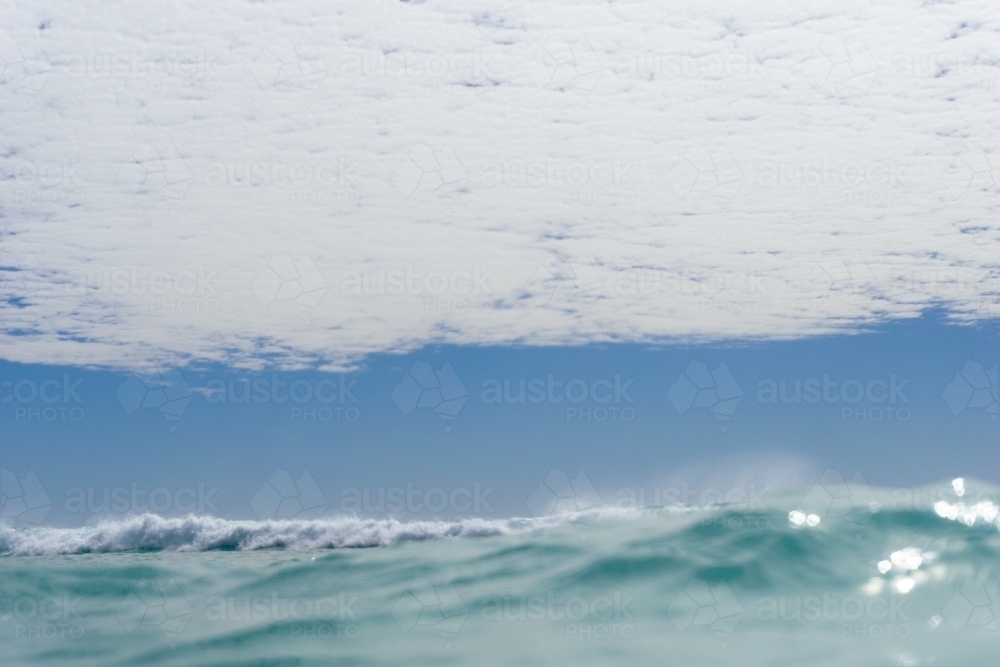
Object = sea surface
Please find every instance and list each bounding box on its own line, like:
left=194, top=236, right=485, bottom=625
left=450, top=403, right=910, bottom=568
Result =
left=2, top=480, right=999, bottom=666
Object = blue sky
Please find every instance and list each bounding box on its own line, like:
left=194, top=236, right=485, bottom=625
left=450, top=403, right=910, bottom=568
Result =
left=2, top=0, right=1000, bottom=528
left=2, top=313, right=996, bottom=525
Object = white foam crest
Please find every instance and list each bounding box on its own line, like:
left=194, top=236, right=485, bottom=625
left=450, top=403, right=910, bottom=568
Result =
left=0, top=508, right=648, bottom=556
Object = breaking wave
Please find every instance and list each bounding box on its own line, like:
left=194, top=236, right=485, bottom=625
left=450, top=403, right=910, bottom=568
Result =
left=0, top=508, right=645, bottom=556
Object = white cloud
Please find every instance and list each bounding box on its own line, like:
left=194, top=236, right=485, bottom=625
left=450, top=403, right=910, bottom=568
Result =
left=1, top=0, right=999, bottom=371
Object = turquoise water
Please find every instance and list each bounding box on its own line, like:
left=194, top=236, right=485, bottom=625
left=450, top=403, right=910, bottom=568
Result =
left=2, top=483, right=999, bottom=666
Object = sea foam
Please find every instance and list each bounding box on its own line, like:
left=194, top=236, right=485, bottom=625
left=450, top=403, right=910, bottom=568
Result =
left=0, top=508, right=645, bottom=556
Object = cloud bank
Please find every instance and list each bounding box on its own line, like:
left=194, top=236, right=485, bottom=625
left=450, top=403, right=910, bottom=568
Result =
left=2, top=0, right=999, bottom=370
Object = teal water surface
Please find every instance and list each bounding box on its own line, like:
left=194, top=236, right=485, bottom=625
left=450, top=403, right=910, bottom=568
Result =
left=2, top=489, right=999, bottom=666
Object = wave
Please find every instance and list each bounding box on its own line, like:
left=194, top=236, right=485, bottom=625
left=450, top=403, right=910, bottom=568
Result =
left=0, top=507, right=646, bottom=556
left=3, top=478, right=997, bottom=557
left=4, top=483, right=999, bottom=667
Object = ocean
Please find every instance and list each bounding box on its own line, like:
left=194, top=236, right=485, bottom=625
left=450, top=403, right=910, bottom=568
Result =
left=2, top=479, right=998, bottom=666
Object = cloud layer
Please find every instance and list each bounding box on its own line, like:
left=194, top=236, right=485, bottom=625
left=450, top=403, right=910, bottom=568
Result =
left=2, top=0, right=999, bottom=370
